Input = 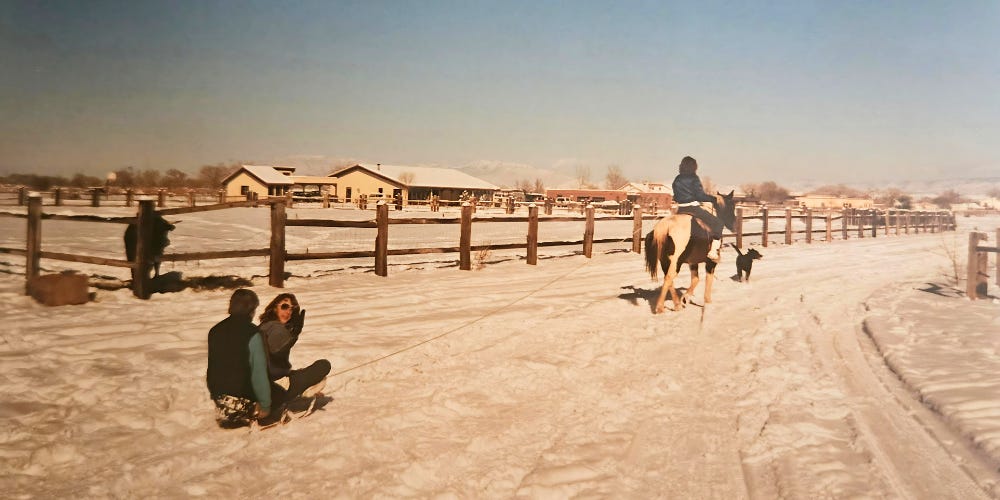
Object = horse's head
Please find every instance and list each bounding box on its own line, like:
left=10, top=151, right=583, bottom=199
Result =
left=713, top=190, right=736, bottom=231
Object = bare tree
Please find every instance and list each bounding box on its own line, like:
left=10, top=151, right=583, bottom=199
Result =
left=605, top=165, right=628, bottom=190
left=575, top=165, right=591, bottom=189
left=701, top=176, right=716, bottom=195
left=532, top=178, right=545, bottom=194
left=742, top=181, right=791, bottom=204
left=398, top=172, right=415, bottom=185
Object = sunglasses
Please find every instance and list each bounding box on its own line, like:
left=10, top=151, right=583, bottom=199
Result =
left=279, top=303, right=295, bottom=311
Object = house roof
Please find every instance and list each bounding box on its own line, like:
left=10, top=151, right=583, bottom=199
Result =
left=622, top=182, right=672, bottom=194
left=330, top=164, right=498, bottom=190
left=222, top=165, right=296, bottom=186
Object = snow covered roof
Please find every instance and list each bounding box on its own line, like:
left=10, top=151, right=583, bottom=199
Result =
left=621, top=181, right=672, bottom=194
left=330, top=164, right=498, bottom=190
left=225, top=165, right=296, bottom=186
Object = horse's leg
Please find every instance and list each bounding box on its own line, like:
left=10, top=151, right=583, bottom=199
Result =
left=704, top=260, right=718, bottom=303
left=684, top=263, right=700, bottom=304
left=655, top=253, right=676, bottom=313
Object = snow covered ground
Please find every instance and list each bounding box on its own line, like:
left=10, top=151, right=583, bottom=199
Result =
left=1, top=205, right=998, bottom=498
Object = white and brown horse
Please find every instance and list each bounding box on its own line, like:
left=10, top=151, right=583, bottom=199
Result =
left=644, top=191, right=736, bottom=313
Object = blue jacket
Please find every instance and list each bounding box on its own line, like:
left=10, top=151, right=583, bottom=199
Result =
left=672, top=173, right=715, bottom=204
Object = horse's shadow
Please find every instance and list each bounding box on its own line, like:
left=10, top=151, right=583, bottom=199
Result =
left=619, top=285, right=692, bottom=313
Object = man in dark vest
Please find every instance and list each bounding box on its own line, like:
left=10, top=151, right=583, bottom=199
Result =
left=207, top=289, right=272, bottom=428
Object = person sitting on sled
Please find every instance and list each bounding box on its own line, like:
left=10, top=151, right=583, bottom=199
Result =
left=258, top=293, right=331, bottom=407
left=207, top=289, right=272, bottom=428
left=671, top=156, right=724, bottom=261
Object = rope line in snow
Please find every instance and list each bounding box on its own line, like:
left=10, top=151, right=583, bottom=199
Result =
left=329, top=257, right=595, bottom=379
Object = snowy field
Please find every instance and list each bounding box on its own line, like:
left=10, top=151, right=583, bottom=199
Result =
left=1, top=205, right=999, bottom=498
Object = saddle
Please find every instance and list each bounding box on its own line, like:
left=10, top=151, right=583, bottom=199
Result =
left=679, top=201, right=715, bottom=241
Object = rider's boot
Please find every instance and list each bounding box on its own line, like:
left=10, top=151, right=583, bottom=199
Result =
left=708, top=239, right=721, bottom=262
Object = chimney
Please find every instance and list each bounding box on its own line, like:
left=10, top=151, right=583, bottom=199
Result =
left=377, top=163, right=381, bottom=171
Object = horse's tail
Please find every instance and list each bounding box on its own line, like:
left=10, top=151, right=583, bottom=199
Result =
left=644, top=230, right=659, bottom=280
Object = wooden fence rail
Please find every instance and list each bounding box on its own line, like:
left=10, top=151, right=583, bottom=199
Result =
left=731, top=207, right=954, bottom=247
left=2, top=198, right=660, bottom=298
left=1, top=197, right=957, bottom=300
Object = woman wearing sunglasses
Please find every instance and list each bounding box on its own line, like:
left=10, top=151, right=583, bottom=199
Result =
left=258, top=293, right=331, bottom=408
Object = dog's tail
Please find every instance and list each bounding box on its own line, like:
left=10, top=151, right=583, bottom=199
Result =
left=730, top=243, right=744, bottom=256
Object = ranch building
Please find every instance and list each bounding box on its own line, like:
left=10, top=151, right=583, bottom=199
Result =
left=328, top=163, right=498, bottom=204
left=221, top=165, right=339, bottom=201
left=546, top=183, right=674, bottom=208
left=794, top=194, right=874, bottom=209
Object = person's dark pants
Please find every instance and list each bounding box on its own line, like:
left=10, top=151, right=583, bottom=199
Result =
left=271, top=359, right=331, bottom=407
left=678, top=206, right=723, bottom=239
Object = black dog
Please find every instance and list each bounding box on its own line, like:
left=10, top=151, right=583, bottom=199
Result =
left=731, top=244, right=762, bottom=282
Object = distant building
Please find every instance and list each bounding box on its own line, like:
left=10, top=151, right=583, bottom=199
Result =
left=794, top=194, right=874, bottom=209
left=221, top=165, right=338, bottom=201
left=328, top=163, right=498, bottom=204
left=620, top=182, right=674, bottom=207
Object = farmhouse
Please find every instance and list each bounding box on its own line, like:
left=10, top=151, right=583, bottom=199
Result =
left=329, top=163, right=498, bottom=204
left=221, top=165, right=339, bottom=201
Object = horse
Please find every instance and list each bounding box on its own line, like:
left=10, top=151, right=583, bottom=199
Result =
left=644, top=191, right=736, bottom=313
left=124, top=215, right=176, bottom=280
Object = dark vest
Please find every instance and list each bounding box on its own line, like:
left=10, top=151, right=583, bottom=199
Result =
left=206, top=315, right=259, bottom=400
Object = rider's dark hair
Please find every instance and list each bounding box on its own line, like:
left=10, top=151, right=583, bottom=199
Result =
left=679, top=156, right=698, bottom=175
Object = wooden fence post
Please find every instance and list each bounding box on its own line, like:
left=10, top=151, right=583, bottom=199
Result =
left=218, top=190, right=225, bottom=204
left=857, top=210, right=865, bottom=238
left=871, top=210, right=877, bottom=238
left=157, top=189, right=166, bottom=208
left=188, top=191, right=196, bottom=207
left=883, top=210, right=889, bottom=236
left=583, top=205, right=595, bottom=258
left=18, top=186, right=27, bottom=206
left=133, top=199, right=155, bottom=299
left=125, top=189, right=134, bottom=207
left=785, top=208, right=793, bottom=245
left=805, top=208, right=813, bottom=244
left=375, top=202, right=389, bottom=276
left=967, top=232, right=985, bottom=299
left=527, top=204, right=538, bottom=265
left=544, top=198, right=553, bottom=215
left=735, top=207, right=744, bottom=249
left=904, top=211, right=910, bottom=234
left=54, top=187, right=62, bottom=206
left=761, top=207, right=769, bottom=247
left=842, top=208, right=849, bottom=240
left=25, top=194, right=42, bottom=295
left=91, top=188, right=101, bottom=207
left=323, top=193, right=330, bottom=208
left=826, top=211, right=833, bottom=242
left=633, top=205, right=644, bottom=253
left=269, top=200, right=286, bottom=288
left=459, top=202, right=472, bottom=271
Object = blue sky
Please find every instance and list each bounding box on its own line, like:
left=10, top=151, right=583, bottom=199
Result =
left=2, top=1, right=998, bottom=184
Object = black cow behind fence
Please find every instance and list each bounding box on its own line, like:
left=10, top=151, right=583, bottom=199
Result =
left=124, top=215, right=176, bottom=281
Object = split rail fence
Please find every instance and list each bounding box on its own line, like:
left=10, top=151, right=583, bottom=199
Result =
left=0, top=196, right=956, bottom=300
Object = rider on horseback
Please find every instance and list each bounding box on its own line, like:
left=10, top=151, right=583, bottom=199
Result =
left=672, top=156, right=723, bottom=261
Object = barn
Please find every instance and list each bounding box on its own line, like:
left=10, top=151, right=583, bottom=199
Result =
left=329, top=163, right=498, bottom=204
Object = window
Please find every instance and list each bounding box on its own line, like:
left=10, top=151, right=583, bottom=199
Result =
left=241, top=186, right=249, bottom=195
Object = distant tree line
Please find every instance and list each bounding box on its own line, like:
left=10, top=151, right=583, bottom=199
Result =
left=0, top=163, right=240, bottom=191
